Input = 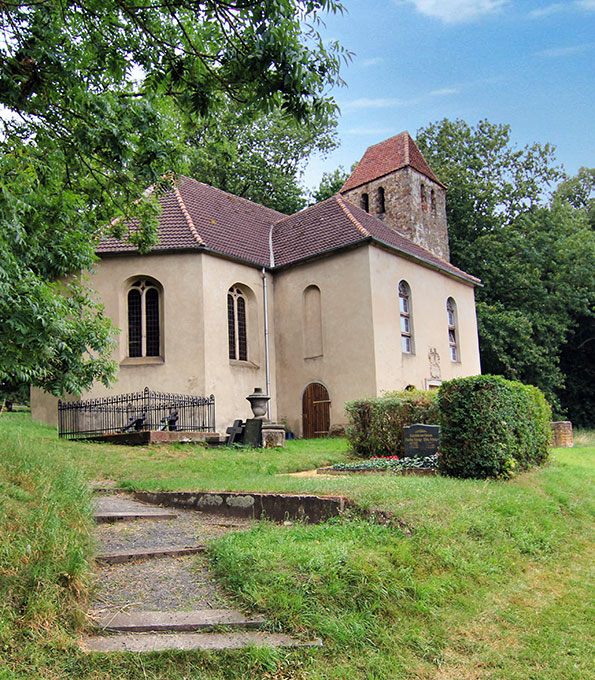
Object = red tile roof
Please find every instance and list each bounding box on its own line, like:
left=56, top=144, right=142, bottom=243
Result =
left=98, top=173, right=478, bottom=284
left=97, top=177, right=285, bottom=266
left=272, top=195, right=479, bottom=284
left=340, top=131, right=446, bottom=193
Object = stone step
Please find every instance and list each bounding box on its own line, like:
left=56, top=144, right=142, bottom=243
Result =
left=94, top=608, right=266, bottom=633
left=94, top=511, right=177, bottom=523
left=96, top=545, right=206, bottom=564
left=81, top=631, right=323, bottom=653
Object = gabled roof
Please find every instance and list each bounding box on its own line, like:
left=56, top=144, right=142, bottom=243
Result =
left=272, top=195, right=479, bottom=284
left=98, top=176, right=479, bottom=285
left=97, top=177, right=285, bottom=266
left=340, top=131, right=446, bottom=193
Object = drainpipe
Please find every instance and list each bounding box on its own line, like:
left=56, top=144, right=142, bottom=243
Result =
left=262, top=267, right=271, bottom=420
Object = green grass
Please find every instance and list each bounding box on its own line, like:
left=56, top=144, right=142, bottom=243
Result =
left=1, top=412, right=594, bottom=679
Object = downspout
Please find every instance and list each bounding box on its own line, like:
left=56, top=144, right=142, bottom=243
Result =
left=262, top=267, right=271, bottom=419
left=262, top=222, right=275, bottom=419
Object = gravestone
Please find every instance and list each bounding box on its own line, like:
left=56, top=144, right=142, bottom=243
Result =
left=243, top=418, right=263, bottom=448
left=403, top=424, right=440, bottom=458
left=226, top=419, right=244, bottom=445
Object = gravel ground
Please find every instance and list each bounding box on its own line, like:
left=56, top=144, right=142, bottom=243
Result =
left=91, top=494, right=254, bottom=614
left=91, top=555, right=229, bottom=613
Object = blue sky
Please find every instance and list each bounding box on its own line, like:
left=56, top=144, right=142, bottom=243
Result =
left=302, top=0, right=595, bottom=190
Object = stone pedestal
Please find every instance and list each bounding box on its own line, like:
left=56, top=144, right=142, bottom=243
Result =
left=261, top=423, right=286, bottom=448
left=551, top=421, right=573, bottom=448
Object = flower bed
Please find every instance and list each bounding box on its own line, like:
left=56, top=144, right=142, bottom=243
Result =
left=329, top=454, right=439, bottom=474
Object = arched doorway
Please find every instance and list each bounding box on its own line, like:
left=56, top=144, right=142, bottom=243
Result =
left=302, top=382, right=330, bottom=438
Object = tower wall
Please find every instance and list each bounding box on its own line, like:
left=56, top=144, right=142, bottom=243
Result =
left=342, top=167, right=450, bottom=261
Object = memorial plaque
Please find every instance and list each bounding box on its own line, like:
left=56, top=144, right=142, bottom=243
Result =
left=243, top=418, right=263, bottom=448
left=403, top=424, right=440, bottom=458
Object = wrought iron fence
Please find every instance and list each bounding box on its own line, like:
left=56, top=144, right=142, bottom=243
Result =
left=58, top=387, right=215, bottom=439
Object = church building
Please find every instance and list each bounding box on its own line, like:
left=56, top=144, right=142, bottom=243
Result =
left=32, top=132, right=482, bottom=437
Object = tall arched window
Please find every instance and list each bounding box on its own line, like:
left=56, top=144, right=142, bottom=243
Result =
left=399, top=281, right=414, bottom=354
left=420, top=184, right=427, bottom=212
left=447, top=297, right=459, bottom=361
left=361, top=193, right=369, bottom=212
left=127, top=278, right=161, bottom=357
left=228, top=286, right=247, bottom=361
left=303, top=285, right=323, bottom=358
left=431, top=189, right=436, bottom=215
left=377, top=187, right=386, bottom=214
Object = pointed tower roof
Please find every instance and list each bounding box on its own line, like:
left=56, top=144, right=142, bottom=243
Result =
left=340, top=131, right=446, bottom=193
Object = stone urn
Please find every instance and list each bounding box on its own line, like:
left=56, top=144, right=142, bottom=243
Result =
left=246, top=387, right=270, bottom=419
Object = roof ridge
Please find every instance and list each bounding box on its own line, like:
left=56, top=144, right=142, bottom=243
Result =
left=178, top=176, right=286, bottom=219
left=337, top=195, right=370, bottom=237
left=173, top=184, right=205, bottom=246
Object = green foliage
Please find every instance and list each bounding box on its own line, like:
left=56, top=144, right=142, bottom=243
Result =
left=345, top=389, right=439, bottom=459
left=438, top=375, right=552, bottom=479
left=311, top=165, right=350, bottom=203
left=186, top=106, right=339, bottom=214
left=0, top=0, right=347, bottom=396
left=0, top=416, right=94, bottom=648
left=331, top=454, right=439, bottom=472
left=1, top=413, right=594, bottom=678
left=416, top=121, right=595, bottom=420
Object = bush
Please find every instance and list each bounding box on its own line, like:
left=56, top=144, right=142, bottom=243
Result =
left=345, top=389, right=439, bottom=459
left=438, top=375, right=552, bottom=479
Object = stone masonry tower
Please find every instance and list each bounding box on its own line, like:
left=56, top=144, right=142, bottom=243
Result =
left=340, top=132, right=450, bottom=261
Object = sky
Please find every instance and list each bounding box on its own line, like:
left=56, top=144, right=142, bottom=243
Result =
left=302, top=0, right=595, bottom=190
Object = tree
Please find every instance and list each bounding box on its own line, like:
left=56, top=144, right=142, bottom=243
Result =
left=310, top=165, right=350, bottom=203
left=0, top=0, right=347, bottom=395
left=416, top=120, right=595, bottom=418
left=185, top=106, right=339, bottom=214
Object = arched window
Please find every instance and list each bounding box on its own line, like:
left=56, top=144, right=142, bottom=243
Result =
left=431, top=188, right=436, bottom=215
left=399, top=281, right=414, bottom=354
left=303, top=285, right=323, bottom=358
left=420, top=184, right=427, bottom=212
left=377, top=187, right=386, bottom=213
left=447, top=297, right=459, bottom=361
left=127, top=278, right=161, bottom=357
left=361, top=193, right=369, bottom=212
left=228, top=286, right=247, bottom=361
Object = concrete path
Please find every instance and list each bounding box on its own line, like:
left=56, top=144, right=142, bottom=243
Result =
left=85, top=493, right=321, bottom=653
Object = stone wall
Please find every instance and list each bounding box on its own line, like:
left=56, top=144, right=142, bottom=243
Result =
left=342, top=167, right=450, bottom=261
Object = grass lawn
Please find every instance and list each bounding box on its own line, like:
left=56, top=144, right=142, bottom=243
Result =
left=1, top=412, right=593, bottom=679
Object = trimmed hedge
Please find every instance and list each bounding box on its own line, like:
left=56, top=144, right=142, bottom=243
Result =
left=345, top=389, right=439, bottom=459
left=438, top=375, right=552, bottom=479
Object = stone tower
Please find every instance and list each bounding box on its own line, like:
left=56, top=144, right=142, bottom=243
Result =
left=340, top=131, right=450, bottom=261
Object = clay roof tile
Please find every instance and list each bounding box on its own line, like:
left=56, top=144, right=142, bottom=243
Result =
left=340, top=131, right=445, bottom=193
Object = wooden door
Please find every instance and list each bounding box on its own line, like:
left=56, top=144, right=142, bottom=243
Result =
left=302, top=383, right=330, bottom=438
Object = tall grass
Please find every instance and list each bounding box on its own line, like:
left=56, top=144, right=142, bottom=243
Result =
left=0, top=413, right=94, bottom=654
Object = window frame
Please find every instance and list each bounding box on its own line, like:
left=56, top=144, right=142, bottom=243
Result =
left=399, top=280, right=414, bottom=355
left=361, top=192, right=369, bottom=212
left=228, top=286, right=248, bottom=362
left=126, top=278, right=162, bottom=359
left=447, top=297, right=459, bottom=362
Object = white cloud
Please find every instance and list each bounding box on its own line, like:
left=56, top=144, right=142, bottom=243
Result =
left=535, top=42, right=595, bottom=57
left=342, top=97, right=405, bottom=110
left=361, top=57, right=384, bottom=67
left=429, top=87, right=459, bottom=96
left=530, top=1, right=595, bottom=17
left=400, top=0, right=509, bottom=23
left=530, top=3, right=567, bottom=17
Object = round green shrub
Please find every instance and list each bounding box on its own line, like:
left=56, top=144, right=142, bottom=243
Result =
left=438, top=375, right=552, bottom=479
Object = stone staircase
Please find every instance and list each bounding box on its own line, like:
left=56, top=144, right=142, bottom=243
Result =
left=82, top=493, right=321, bottom=653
